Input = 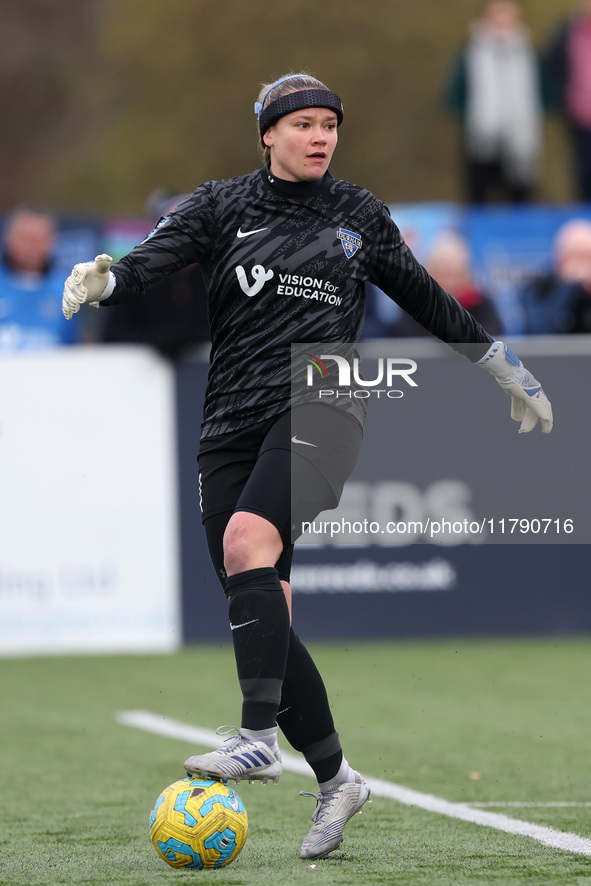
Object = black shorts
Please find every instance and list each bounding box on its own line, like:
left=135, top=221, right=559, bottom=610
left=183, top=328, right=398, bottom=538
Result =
left=198, top=404, right=362, bottom=586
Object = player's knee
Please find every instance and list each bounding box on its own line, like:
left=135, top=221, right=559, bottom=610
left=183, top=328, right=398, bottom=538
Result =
left=222, top=518, right=266, bottom=575
left=222, top=525, right=252, bottom=575
left=222, top=513, right=283, bottom=576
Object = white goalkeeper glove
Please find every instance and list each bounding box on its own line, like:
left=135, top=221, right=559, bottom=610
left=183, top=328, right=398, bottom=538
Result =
left=478, top=341, right=553, bottom=434
left=62, top=254, right=114, bottom=319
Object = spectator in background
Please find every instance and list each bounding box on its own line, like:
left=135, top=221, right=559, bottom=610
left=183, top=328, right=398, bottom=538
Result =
left=445, top=1, right=544, bottom=204
left=543, top=0, right=591, bottom=202
left=0, top=203, right=79, bottom=350
left=521, top=218, right=591, bottom=333
left=394, top=231, right=504, bottom=337
left=100, top=191, right=210, bottom=360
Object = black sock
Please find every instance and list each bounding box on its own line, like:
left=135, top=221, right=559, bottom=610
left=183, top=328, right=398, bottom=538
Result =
left=226, top=567, right=290, bottom=731
left=276, top=629, right=343, bottom=782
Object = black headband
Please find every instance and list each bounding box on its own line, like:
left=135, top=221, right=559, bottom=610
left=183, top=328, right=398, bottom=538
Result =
left=258, top=89, right=344, bottom=140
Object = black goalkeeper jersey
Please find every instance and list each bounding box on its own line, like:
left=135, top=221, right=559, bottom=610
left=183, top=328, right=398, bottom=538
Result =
left=105, top=166, right=493, bottom=438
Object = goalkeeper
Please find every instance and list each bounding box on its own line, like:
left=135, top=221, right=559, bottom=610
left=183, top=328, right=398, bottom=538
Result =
left=63, top=72, right=552, bottom=861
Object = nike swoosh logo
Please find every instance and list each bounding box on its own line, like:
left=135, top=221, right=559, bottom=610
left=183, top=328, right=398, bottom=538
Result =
left=229, top=618, right=259, bottom=631
left=291, top=435, right=317, bottom=447
left=237, top=227, right=268, bottom=239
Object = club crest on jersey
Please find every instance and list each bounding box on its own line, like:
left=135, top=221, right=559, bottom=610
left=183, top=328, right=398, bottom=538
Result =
left=337, top=228, right=362, bottom=259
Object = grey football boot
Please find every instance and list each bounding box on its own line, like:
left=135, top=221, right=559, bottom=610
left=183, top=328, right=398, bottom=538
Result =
left=300, top=770, right=371, bottom=859
left=184, top=727, right=283, bottom=785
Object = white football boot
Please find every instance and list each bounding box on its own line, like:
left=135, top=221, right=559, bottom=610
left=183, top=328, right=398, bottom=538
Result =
left=300, top=770, right=371, bottom=859
left=184, top=726, right=283, bottom=785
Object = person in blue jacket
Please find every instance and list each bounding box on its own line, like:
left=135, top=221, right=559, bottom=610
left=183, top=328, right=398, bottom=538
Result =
left=0, top=203, right=79, bottom=351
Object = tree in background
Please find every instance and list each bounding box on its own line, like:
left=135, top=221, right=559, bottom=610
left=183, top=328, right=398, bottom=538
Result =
left=0, top=0, right=574, bottom=213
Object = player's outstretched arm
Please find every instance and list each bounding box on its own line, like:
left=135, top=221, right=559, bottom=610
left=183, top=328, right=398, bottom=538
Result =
left=62, top=254, right=114, bottom=319
left=477, top=341, right=553, bottom=434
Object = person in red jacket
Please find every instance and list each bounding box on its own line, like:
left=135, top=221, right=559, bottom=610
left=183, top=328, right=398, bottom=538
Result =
left=544, top=0, right=591, bottom=201
left=394, top=231, right=504, bottom=337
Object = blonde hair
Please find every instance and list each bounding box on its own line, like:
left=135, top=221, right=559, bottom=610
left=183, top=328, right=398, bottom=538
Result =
left=256, top=73, right=330, bottom=163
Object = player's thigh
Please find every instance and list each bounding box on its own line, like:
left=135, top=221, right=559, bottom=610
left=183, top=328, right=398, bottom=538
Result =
left=235, top=445, right=340, bottom=545
left=288, top=404, right=364, bottom=540
left=289, top=404, right=363, bottom=494
left=198, top=437, right=258, bottom=522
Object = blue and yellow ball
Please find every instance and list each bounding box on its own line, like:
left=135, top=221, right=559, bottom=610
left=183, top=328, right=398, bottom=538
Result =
left=149, top=777, right=248, bottom=869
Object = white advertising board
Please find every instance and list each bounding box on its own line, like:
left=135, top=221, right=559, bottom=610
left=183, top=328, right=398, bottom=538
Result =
left=0, top=347, right=180, bottom=655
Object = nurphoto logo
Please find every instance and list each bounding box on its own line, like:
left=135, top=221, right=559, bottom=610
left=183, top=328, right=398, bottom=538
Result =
left=305, top=352, right=418, bottom=400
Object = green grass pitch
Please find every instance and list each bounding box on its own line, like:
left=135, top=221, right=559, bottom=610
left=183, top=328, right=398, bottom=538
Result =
left=1, top=637, right=590, bottom=885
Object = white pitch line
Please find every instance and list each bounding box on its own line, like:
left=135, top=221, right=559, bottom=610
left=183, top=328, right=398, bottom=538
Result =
left=117, top=710, right=591, bottom=858
left=472, top=802, right=591, bottom=808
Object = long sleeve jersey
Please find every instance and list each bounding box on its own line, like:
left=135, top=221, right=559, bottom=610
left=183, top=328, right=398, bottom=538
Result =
left=104, top=166, right=493, bottom=438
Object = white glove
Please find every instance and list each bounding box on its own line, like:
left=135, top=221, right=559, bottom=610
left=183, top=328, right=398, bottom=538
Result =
left=62, top=254, right=114, bottom=319
left=478, top=341, right=553, bottom=434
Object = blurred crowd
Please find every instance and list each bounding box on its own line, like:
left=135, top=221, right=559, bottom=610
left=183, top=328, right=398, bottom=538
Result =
left=0, top=196, right=210, bottom=358
left=2, top=1, right=591, bottom=355
left=445, top=0, right=591, bottom=206
left=364, top=219, right=591, bottom=338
